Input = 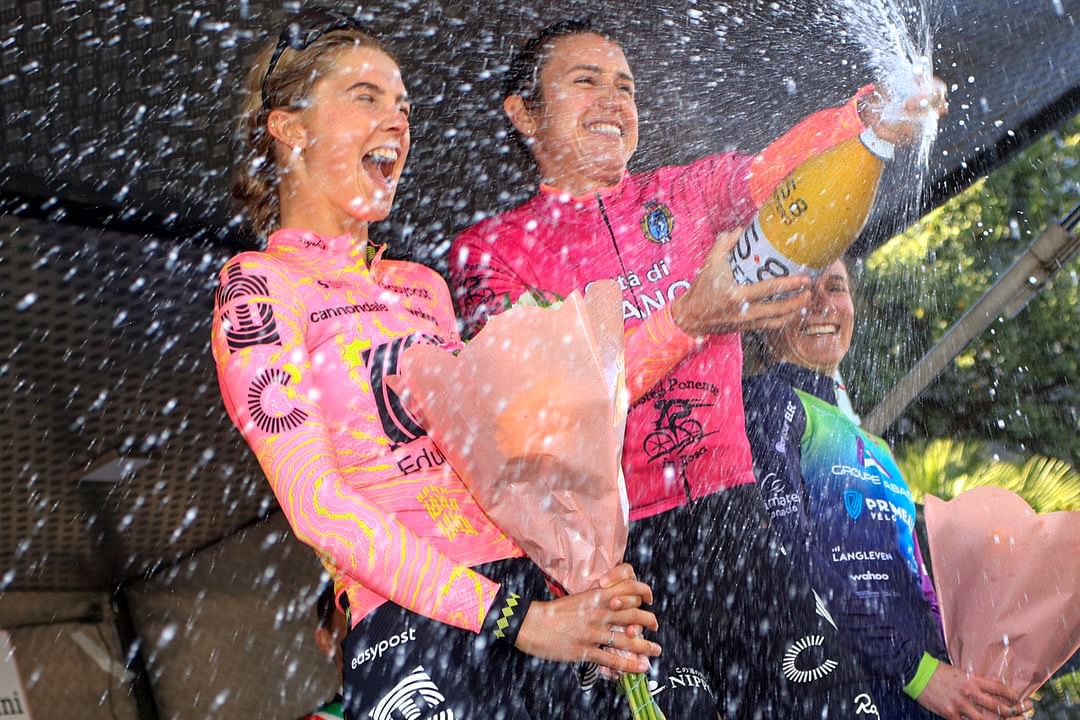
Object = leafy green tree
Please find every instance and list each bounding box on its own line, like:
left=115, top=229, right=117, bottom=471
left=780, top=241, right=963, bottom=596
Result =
left=1039, top=671, right=1080, bottom=718
left=897, top=438, right=1080, bottom=511
left=892, top=437, right=985, bottom=500
left=846, top=114, right=1080, bottom=467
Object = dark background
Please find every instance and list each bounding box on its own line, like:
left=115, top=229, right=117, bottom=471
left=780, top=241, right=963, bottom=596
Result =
left=0, top=0, right=1077, bottom=698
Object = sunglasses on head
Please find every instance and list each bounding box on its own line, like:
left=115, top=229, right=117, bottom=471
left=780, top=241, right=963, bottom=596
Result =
left=260, top=7, right=366, bottom=116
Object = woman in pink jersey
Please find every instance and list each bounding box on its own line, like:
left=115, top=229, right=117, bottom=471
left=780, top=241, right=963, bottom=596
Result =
left=449, top=18, right=948, bottom=719
left=212, top=10, right=660, bottom=718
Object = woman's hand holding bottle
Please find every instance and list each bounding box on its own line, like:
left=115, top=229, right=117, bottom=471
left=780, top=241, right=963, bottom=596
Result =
left=859, top=75, right=948, bottom=146
left=672, top=229, right=812, bottom=336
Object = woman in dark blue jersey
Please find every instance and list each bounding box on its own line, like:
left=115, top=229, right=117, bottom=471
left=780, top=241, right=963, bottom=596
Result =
left=743, top=260, right=1031, bottom=720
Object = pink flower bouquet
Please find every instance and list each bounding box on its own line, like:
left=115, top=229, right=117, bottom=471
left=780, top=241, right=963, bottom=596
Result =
left=389, top=280, right=630, bottom=593
left=389, top=281, right=663, bottom=717
left=925, top=487, right=1080, bottom=698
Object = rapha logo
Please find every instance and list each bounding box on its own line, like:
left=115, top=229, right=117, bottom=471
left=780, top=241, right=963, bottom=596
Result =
left=369, top=665, right=453, bottom=720
left=855, top=692, right=880, bottom=717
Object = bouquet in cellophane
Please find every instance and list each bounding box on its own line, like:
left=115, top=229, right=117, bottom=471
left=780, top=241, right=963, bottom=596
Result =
left=389, top=281, right=663, bottom=719
left=925, top=487, right=1080, bottom=700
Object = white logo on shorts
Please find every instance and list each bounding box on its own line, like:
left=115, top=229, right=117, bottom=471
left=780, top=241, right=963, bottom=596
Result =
left=781, top=635, right=839, bottom=684
left=351, top=627, right=418, bottom=670
left=369, top=665, right=453, bottom=720
left=855, top=692, right=880, bottom=717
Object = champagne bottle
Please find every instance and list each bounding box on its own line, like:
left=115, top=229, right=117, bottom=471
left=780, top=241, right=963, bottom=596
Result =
left=730, top=126, right=894, bottom=284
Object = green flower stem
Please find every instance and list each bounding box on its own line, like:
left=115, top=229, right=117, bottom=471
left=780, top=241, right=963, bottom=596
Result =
left=620, top=671, right=665, bottom=719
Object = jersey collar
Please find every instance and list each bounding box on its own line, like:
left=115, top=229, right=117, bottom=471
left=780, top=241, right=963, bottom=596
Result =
left=538, top=171, right=631, bottom=204
left=769, top=362, right=837, bottom=405
left=267, top=228, right=381, bottom=270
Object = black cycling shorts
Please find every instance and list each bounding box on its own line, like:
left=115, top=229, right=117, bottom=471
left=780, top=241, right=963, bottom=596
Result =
left=623, top=483, right=887, bottom=719
left=340, top=558, right=594, bottom=720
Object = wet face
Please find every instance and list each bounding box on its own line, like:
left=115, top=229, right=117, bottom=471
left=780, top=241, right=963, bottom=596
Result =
left=775, top=260, right=854, bottom=375
left=513, top=33, right=638, bottom=194
left=286, top=45, right=411, bottom=223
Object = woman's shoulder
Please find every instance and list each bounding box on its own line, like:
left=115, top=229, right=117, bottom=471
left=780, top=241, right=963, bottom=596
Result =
left=743, top=368, right=798, bottom=404
left=452, top=195, right=551, bottom=249
left=215, top=249, right=303, bottom=303
left=219, top=247, right=295, bottom=275
left=743, top=370, right=803, bottom=427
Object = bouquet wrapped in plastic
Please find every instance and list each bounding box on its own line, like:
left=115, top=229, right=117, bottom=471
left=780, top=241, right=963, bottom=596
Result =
left=925, top=487, right=1080, bottom=699
left=389, top=281, right=662, bottom=718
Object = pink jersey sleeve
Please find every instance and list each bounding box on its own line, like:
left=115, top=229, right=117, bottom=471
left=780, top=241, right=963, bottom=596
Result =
left=451, top=229, right=697, bottom=403
left=622, top=84, right=877, bottom=396
left=449, top=228, right=528, bottom=340
left=670, top=85, right=874, bottom=233
left=746, top=84, right=875, bottom=205
left=212, top=252, right=499, bottom=633
left=623, top=304, right=698, bottom=402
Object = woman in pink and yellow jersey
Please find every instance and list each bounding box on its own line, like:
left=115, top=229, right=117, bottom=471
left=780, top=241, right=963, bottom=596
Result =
left=211, top=9, right=659, bottom=718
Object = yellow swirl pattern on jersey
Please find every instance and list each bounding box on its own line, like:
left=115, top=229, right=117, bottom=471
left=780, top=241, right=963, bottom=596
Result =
left=212, top=229, right=522, bottom=631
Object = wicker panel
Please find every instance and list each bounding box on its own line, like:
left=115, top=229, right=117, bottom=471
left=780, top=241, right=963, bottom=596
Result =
left=0, top=214, right=271, bottom=591
left=127, top=515, right=332, bottom=720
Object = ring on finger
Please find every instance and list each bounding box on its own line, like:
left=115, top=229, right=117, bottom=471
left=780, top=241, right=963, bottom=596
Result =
left=606, top=627, right=617, bottom=647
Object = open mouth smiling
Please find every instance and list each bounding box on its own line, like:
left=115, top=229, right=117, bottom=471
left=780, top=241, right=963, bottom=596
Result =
left=362, top=146, right=399, bottom=186
left=802, top=323, right=839, bottom=336
left=585, top=121, right=623, bottom=138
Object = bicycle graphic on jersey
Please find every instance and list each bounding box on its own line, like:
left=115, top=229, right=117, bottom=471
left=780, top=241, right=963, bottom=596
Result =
left=643, top=398, right=717, bottom=462
left=459, top=275, right=496, bottom=312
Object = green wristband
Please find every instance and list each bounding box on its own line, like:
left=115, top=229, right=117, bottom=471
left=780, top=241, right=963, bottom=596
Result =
left=482, top=587, right=530, bottom=647
left=903, top=652, right=941, bottom=699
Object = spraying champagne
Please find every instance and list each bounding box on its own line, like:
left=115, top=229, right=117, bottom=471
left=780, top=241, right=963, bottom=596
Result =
left=730, top=78, right=943, bottom=284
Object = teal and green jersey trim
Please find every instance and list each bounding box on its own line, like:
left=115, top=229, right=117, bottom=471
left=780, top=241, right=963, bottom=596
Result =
left=483, top=587, right=530, bottom=647
left=903, top=652, right=941, bottom=699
